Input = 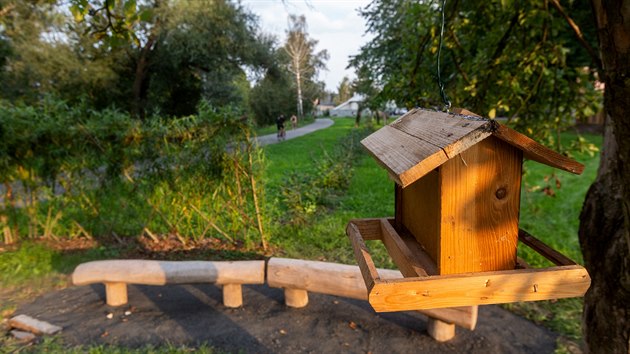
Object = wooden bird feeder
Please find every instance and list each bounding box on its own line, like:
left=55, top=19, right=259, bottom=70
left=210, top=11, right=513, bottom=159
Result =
left=346, top=108, right=591, bottom=312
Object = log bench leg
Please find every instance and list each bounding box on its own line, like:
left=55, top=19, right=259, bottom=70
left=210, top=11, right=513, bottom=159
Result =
left=222, top=284, right=243, bottom=308
left=427, top=318, right=455, bottom=342
left=284, top=288, right=308, bottom=308
left=105, top=282, right=128, bottom=307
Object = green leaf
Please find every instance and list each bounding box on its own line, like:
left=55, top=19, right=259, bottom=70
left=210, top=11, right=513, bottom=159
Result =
left=139, top=9, right=153, bottom=22
left=124, top=0, right=137, bottom=18
left=69, top=4, right=85, bottom=22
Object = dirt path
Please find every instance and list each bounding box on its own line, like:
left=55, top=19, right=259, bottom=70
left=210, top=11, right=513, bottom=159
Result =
left=14, top=283, right=558, bottom=353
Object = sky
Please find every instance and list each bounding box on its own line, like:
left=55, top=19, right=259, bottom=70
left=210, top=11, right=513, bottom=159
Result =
left=241, top=0, right=373, bottom=92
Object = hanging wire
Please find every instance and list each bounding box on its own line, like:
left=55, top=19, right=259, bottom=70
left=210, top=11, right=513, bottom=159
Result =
left=436, top=0, right=451, bottom=111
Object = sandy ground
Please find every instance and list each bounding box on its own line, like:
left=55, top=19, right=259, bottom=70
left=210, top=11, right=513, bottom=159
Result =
left=13, top=283, right=559, bottom=353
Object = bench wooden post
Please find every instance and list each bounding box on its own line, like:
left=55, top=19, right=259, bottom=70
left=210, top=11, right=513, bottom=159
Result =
left=284, top=288, right=308, bottom=308
left=105, top=282, right=128, bottom=307
left=222, top=284, right=243, bottom=308
left=427, top=318, right=455, bottom=342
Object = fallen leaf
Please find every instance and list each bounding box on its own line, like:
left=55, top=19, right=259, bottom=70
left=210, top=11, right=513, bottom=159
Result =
left=348, top=321, right=357, bottom=330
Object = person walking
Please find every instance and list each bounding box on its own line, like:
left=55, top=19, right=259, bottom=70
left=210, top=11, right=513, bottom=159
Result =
left=276, top=114, right=286, bottom=141
left=290, top=115, right=297, bottom=130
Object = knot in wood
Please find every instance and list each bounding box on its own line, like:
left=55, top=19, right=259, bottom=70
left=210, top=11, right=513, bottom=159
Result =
left=495, top=187, right=507, bottom=200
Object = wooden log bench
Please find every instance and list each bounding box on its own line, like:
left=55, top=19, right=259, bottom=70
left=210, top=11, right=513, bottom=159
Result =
left=267, top=257, right=478, bottom=341
left=72, top=260, right=265, bottom=308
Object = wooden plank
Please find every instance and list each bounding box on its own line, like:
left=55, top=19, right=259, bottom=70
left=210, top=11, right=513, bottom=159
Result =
left=394, top=184, right=403, bottom=230
left=369, top=265, right=590, bottom=311
left=361, top=125, right=448, bottom=187
left=518, top=229, right=576, bottom=266
left=390, top=109, right=492, bottom=159
left=493, top=124, right=584, bottom=175
left=267, top=257, right=478, bottom=329
left=380, top=219, right=429, bottom=277
left=396, top=225, right=440, bottom=276
left=347, top=218, right=382, bottom=241
left=439, top=136, right=522, bottom=274
left=9, top=315, right=62, bottom=335
left=401, top=169, right=441, bottom=264
left=347, top=222, right=380, bottom=289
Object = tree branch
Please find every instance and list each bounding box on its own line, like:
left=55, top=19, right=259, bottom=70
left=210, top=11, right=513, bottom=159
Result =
left=549, top=0, right=602, bottom=70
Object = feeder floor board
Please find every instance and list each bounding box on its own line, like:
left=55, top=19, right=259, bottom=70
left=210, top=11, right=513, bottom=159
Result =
left=346, top=218, right=591, bottom=312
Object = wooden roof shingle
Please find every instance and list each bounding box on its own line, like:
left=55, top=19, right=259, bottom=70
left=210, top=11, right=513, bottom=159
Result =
left=361, top=108, right=584, bottom=187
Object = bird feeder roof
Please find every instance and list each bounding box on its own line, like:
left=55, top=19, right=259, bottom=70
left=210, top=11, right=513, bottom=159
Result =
left=361, top=108, right=584, bottom=188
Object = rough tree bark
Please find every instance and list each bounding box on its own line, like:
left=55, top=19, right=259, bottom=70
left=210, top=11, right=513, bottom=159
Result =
left=578, top=1, right=630, bottom=353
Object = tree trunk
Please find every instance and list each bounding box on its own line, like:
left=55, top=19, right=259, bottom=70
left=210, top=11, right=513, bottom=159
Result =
left=132, top=32, right=157, bottom=120
left=296, top=71, right=304, bottom=118
left=578, top=2, right=630, bottom=353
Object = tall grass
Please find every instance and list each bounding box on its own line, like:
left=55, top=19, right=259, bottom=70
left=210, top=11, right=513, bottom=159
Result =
left=0, top=98, right=268, bottom=249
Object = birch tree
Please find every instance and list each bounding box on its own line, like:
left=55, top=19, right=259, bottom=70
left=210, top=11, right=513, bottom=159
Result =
left=284, top=14, right=328, bottom=118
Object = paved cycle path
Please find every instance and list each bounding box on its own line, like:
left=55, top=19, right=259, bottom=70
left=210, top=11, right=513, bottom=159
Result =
left=254, top=118, right=334, bottom=146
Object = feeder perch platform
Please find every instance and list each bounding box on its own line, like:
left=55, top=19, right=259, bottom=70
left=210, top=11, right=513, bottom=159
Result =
left=347, top=218, right=590, bottom=312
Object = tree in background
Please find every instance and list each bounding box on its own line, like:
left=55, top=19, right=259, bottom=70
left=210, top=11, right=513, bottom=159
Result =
left=0, top=0, right=119, bottom=105
left=335, top=76, right=354, bottom=105
left=284, top=14, right=328, bottom=118
left=352, top=65, right=383, bottom=126
left=249, top=48, right=296, bottom=126
left=350, top=0, right=600, bottom=146
left=67, top=0, right=273, bottom=118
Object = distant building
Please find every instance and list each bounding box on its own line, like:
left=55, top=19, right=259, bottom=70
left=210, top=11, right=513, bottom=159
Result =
left=330, top=94, right=368, bottom=117
left=314, top=93, right=336, bottom=116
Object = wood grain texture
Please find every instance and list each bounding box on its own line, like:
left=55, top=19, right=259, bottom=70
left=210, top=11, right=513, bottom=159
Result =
left=347, top=223, right=380, bottom=289
left=493, top=124, right=584, bottom=175
left=390, top=109, right=492, bottom=159
left=369, top=265, right=591, bottom=311
left=267, top=257, right=478, bottom=329
left=439, top=136, right=522, bottom=274
left=395, top=224, right=440, bottom=276
left=347, top=218, right=384, bottom=241
left=361, top=125, right=448, bottom=187
left=380, top=219, right=429, bottom=277
left=401, top=169, right=441, bottom=263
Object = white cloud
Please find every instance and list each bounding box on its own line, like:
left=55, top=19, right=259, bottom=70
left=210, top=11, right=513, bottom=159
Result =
left=242, top=0, right=373, bottom=91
